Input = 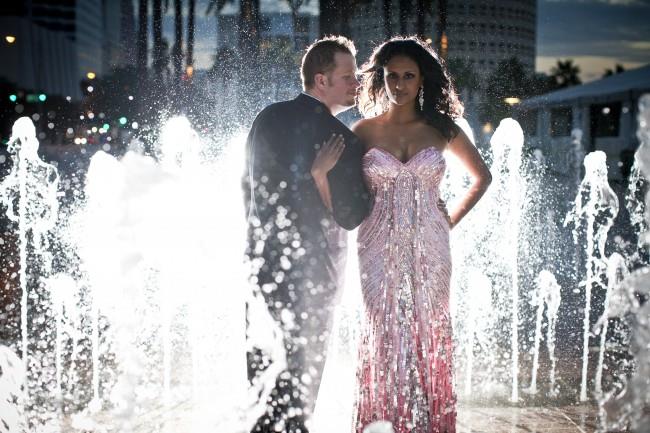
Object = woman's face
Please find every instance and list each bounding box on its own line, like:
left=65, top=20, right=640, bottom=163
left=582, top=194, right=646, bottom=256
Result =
left=382, top=55, right=423, bottom=107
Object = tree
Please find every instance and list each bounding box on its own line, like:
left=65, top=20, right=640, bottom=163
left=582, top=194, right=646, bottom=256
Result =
left=481, top=57, right=532, bottom=125
left=136, top=0, right=148, bottom=74
left=187, top=0, right=195, bottom=69
left=382, top=0, right=393, bottom=39
left=446, top=57, right=478, bottom=94
left=284, top=0, right=309, bottom=49
left=603, top=64, right=625, bottom=78
left=399, top=0, right=412, bottom=34
left=415, top=0, right=434, bottom=39
left=172, top=0, right=183, bottom=83
left=550, top=59, right=581, bottom=89
left=152, top=0, right=166, bottom=80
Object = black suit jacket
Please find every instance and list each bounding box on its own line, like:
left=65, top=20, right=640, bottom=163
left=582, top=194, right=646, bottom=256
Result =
left=243, top=93, right=370, bottom=306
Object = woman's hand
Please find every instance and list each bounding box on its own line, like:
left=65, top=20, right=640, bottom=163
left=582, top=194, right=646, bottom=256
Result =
left=311, top=134, right=345, bottom=179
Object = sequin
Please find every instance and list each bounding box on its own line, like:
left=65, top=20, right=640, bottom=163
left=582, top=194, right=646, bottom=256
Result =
left=354, top=147, right=456, bottom=433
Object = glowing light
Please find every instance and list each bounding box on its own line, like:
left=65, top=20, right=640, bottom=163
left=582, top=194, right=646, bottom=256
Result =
left=425, top=38, right=433, bottom=44
left=86, top=72, right=96, bottom=80
left=66, top=128, right=74, bottom=135
left=88, top=112, right=95, bottom=119
left=66, top=96, right=72, bottom=102
left=131, top=122, right=139, bottom=129
left=602, top=107, right=611, bottom=115
left=38, top=93, right=47, bottom=102
left=504, top=97, right=521, bottom=105
left=91, top=127, right=98, bottom=133
left=5, top=35, right=16, bottom=44
left=186, top=66, right=194, bottom=77
left=482, top=122, right=493, bottom=134
left=102, top=123, right=110, bottom=130
left=119, top=117, right=127, bottom=125
left=9, top=94, right=17, bottom=102
left=87, top=86, right=94, bottom=93
left=128, top=95, right=134, bottom=101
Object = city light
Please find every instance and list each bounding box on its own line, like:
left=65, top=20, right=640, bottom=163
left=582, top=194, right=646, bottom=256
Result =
left=5, top=35, right=16, bottom=44
left=9, top=94, right=17, bottom=102
left=504, top=97, right=521, bottom=105
left=87, top=86, right=94, bottom=92
left=86, top=72, right=96, bottom=80
left=119, top=117, right=127, bottom=125
left=103, top=123, right=110, bottom=130
left=38, top=93, right=47, bottom=102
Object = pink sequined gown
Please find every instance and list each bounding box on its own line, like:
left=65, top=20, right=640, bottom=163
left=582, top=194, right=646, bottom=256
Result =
left=354, top=146, right=456, bottom=433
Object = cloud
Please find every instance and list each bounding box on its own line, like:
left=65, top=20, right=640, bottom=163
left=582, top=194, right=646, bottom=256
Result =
left=536, top=55, right=645, bottom=81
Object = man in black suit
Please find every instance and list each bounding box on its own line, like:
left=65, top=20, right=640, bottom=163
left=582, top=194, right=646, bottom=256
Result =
left=243, top=36, right=370, bottom=432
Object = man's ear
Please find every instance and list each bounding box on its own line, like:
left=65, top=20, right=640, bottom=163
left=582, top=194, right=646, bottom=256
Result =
left=314, top=73, right=327, bottom=89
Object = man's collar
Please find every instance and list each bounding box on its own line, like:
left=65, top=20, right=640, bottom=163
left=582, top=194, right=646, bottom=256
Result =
left=299, top=92, right=331, bottom=114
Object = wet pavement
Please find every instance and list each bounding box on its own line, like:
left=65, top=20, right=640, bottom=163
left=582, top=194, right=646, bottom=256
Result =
left=457, top=405, right=608, bottom=433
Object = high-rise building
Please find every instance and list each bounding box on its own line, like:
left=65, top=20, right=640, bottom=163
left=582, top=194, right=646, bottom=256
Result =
left=443, top=0, right=536, bottom=75
left=0, top=0, right=131, bottom=99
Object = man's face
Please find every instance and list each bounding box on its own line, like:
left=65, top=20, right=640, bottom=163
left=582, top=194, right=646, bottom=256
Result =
left=324, top=52, right=359, bottom=113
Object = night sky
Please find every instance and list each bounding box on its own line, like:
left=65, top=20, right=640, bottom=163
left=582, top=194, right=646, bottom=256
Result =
left=159, top=0, right=650, bottom=83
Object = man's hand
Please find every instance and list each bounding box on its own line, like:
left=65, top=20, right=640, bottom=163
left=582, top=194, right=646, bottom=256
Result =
left=311, top=134, right=345, bottom=178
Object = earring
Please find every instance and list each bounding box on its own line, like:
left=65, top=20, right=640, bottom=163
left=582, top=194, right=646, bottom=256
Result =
left=418, top=86, right=424, bottom=111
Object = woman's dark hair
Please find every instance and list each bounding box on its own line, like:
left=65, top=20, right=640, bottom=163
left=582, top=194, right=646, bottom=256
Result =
left=358, top=36, right=463, bottom=141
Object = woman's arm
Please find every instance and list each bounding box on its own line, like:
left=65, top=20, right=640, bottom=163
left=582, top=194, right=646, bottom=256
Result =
left=311, top=134, right=345, bottom=211
left=446, top=129, right=492, bottom=228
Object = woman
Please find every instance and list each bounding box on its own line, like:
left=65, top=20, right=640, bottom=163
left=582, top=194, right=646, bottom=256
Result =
left=311, top=37, right=492, bottom=433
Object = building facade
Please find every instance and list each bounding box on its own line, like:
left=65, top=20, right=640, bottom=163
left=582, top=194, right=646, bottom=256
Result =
left=444, top=0, right=536, bottom=75
left=0, top=0, right=129, bottom=99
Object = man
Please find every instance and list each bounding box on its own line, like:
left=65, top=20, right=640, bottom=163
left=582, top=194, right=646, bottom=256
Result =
left=243, top=36, right=370, bottom=432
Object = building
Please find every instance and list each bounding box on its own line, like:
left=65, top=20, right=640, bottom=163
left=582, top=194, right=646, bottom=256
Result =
left=518, top=64, right=650, bottom=181
left=0, top=1, right=130, bottom=100
left=444, top=0, right=536, bottom=75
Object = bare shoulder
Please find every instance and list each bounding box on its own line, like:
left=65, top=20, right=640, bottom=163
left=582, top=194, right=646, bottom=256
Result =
left=351, top=117, right=379, bottom=147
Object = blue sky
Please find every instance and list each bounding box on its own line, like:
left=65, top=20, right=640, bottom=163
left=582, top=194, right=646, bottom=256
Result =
left=161, top=0, right=650, bottom=83
left=537, top=0, right=650, bottom=81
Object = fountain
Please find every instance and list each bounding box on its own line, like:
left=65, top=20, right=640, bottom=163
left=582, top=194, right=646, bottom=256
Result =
left=600, top=94, right=650, bottom=432
left=527, top=270, right=561, bottom=396
left=565, top=150, right=619, bottom=402
left=2, top=98, right=649, bottom=431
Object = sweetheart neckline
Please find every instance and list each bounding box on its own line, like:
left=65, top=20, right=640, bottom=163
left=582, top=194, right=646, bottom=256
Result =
left=363, top=146, right=444, bottom=165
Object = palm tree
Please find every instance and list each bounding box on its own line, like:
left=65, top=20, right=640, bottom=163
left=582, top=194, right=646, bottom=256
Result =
left=239, top=0, right=261, bottom=58
left=152, top=0, right=164, bottom=80
left=399, top=0, right=412, bottom=34
left=136, top=0, right=148, bottom=74
left=415, top=0, right=434, bottom=39
left=187, top=0, right=195, bottom=70
left=382, top=0, right=393, bottom=39
left=284, top=0, right=308, bottom=49
left=172, top=0, right=183, bottom=82
left=550, top=59, right=581, bottom=88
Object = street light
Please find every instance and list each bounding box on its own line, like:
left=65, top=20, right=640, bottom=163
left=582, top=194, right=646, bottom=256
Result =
left=504, top=97, right=521, bottom=106
left=5, top=35, right=16, bottom=44
left=86, top=72, right=96, bottom=80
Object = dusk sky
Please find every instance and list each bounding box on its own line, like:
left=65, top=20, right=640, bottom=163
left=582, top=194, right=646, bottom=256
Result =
left=162, top=0, right=650, bottom=83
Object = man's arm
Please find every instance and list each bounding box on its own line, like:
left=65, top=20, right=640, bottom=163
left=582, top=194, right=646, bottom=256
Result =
left=243, top=106, right=318, bottom=225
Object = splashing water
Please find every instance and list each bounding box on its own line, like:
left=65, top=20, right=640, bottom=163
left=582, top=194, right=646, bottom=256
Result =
left=0, top=116, right=285, bottom=432
left=594, top=253, right=629, bottom=397
left=600, top=94, right=650, bottom=431
left=565, top=150, right=619, bottom=402
left=527, top=270, right=561, bottom=396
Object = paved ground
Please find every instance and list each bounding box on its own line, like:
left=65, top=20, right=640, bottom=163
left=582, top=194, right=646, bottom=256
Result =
left=457, top=405, right=609, bottom=433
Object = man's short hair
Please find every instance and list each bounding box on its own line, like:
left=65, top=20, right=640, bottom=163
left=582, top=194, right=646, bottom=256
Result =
left=300, top=36, right=356, bottom=90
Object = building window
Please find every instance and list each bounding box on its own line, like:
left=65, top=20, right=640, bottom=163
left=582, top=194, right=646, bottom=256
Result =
left=590, top=102, right=621, bottom=137
left=550, top=107, right=572, bottom=137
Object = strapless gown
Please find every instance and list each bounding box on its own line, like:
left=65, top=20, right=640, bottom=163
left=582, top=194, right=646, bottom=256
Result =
left=354, top=146, right=455, bottom=433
